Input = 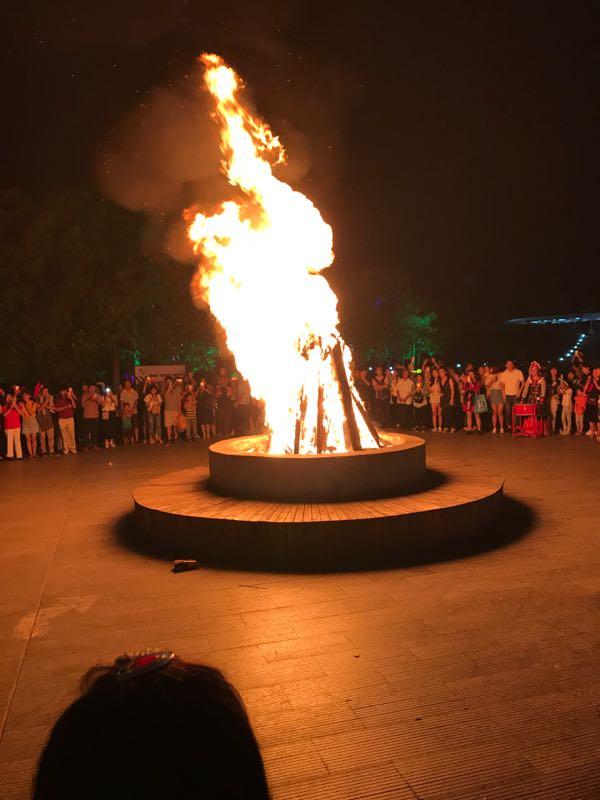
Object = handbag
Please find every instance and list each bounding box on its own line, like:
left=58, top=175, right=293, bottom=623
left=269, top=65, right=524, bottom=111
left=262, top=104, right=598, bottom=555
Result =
left=473, top=394, right=488, bottom=414
left=176, top=412, right=187, bottom=432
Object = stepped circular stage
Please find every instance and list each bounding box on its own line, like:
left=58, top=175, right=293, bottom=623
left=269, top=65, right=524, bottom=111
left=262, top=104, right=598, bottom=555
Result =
left=132, top=433, right=504, bottom=570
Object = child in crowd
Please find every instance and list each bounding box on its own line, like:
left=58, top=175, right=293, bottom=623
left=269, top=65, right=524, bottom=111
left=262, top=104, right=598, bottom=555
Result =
left=413, top=378, right=428, bottom=431
left=574, top=388, right=587, bottom=435
left=559, top=379, right=573, bottom=435
left=121, top=402, right=134, bottom=445
left=182, top=384, right=199, bottom=441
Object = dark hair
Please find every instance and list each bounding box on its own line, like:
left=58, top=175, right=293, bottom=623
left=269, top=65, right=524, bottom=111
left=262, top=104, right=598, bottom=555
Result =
left=33, top=656, right=270, bottom=800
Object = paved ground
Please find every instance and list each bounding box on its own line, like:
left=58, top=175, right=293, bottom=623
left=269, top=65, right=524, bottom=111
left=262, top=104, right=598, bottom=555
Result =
left=0, top=433, right=598, bottom=799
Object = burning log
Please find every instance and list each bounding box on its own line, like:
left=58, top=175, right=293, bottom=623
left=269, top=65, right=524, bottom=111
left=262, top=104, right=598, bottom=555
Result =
left=294, top=391, right=307, bottom=455
left=316, top=384, right=327, bottom=453
left=331, top=342, right=362, bottom=451
left=352, top=386, right=382, bottom=448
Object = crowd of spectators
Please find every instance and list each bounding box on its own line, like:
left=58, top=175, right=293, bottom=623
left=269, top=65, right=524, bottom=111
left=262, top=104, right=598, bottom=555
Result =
left=354, top=355, right=600, bottom=440
left=0, top=367, right=262, bottom=460
left=2, top=356, right=599, bottom=459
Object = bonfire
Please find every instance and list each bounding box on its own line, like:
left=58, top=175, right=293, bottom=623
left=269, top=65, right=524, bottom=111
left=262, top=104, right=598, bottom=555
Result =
left=187, top=53, right=380, bottom=455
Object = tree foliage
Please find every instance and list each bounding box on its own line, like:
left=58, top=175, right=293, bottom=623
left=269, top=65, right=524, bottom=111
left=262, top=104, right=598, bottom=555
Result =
left=0, top=189, right=214, bottom=385
left=341, top=260, right=440, bottom=365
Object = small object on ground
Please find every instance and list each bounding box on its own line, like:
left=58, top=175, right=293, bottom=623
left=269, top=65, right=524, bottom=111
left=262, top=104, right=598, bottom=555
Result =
left=172, top=559, right=200, bottom=573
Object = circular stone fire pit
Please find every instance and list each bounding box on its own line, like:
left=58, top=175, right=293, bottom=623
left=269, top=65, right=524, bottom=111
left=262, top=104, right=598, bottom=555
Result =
left=208, top=433, right=424, bottom=501
left=132, top=433, right=504, bottom=570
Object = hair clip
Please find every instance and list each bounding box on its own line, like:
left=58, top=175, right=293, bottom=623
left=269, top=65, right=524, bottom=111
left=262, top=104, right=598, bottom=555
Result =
left=112, top=650, right=175, bottom=682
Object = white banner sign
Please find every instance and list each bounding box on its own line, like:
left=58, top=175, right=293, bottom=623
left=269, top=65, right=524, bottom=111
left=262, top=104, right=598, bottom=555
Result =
left=134, top=364, right=186, bottom=382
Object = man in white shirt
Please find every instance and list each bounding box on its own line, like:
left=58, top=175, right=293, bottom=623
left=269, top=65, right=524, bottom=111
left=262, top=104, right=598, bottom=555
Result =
left=396, top=369, right=415, bottom=430
left=500, top=360, right=524, bottom=431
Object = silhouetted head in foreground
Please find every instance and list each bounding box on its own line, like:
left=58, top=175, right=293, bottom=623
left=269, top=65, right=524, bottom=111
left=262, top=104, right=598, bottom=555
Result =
left=33, top=652, right=270, bottom=800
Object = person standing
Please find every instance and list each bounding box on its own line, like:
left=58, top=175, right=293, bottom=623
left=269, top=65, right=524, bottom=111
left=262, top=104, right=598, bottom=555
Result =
left=233, top=377, right=252, bottom=435
left=522, top=362, right=546, bottom=405
left=449, top=368, right=464, bottom=432
left=559, top=378, right=573, bottom=435
left=582, top=367, right=600, bottom=440
left=54, top=388, right=78, bottom=454
left=487, top=367, right=505, bottom=434
left=99, top=388, right=119, bottom=448
left=439, top=367, right=456, bottom=433
left=574, top=387, right=587, bottom=434
left=20, top=390, right=39, bottom=457
left=371, top=366, right=390, bottom=427
left=428, top=368, right=442, bottom=431
left=215, top=371, right=234, bottom=437
left=2, top=393, right=23, bottom=459
left=388, top=370, right=401, bottom=428
left=81, top=385, right=102, bottom=449
left=182, top=384, right=199, bottom=441
left=356, top=369, right=373, bottom=412
left=144, top=385, right=163, bottom=444
left=121, top=402, right=134, bottom=444
left=500, top=360, right=524, bottom=431
left=412, top=377, right=429, bottom=431
left=163, top=378, right=183, bottom=445
left=196, top=379, right=215, bottom=439
left=463, top=370, right=483, bottom=434
left=396, top=368, right=415, bottom=430
left=548, top=367, right=561, bottom=434
left=119, top=380, right=139, bottom=443
left=0, top=386, right=5, bottom=460
left=37, top=386, right=56, bottom=455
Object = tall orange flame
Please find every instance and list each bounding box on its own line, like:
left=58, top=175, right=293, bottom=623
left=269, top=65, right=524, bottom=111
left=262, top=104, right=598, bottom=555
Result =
left=187, top=53, right=377, bottom=454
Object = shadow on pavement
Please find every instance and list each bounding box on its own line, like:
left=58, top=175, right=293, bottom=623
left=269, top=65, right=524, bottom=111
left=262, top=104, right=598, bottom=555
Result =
left=115, top=494, right=535, bottom=575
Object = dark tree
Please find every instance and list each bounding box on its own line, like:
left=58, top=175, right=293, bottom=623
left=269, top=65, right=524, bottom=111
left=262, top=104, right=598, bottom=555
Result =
left=0, top=189, right=214, bottom=386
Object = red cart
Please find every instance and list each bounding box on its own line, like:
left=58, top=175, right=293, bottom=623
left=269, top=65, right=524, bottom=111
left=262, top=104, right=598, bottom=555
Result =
left=512, top=403, right=545, bottom=438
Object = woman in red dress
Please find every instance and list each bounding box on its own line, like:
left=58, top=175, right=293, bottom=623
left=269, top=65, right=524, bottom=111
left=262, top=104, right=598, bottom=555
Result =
left=521, top=361, right=546, bottom=436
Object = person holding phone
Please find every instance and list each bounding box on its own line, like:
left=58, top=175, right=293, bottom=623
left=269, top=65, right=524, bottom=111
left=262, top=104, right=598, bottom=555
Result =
left=37, top=386, right=56, bottom=455
left=99, top=387, right=119, bottom=448
left=81, top=385, right=102, bottom=449
left=196, top=379, right=216, bottom=440
left=144, top=385, right=163, bottom=444
left=2, top=393, right=23, bottom=459
left=54, top=388, right=78, bottom=454
left=163, top=377, right=182, bottom=445
left=19, top=390, right=40, bottom=457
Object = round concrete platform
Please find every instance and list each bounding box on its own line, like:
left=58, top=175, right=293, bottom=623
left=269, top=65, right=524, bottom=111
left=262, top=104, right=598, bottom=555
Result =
left=132, top=459, right=504, bottom=570
left=208, top=432, right=426, bottom=501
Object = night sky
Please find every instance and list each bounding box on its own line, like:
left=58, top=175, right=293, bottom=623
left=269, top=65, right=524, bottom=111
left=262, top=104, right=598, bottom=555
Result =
left=3, top=1, right=599, bottom=359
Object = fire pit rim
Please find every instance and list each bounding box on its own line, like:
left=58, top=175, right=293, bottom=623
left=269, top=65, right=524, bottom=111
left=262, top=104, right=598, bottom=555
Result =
left=208, top=432, right=426, bottom=502
left=209, top=432, right=408, bottom=460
